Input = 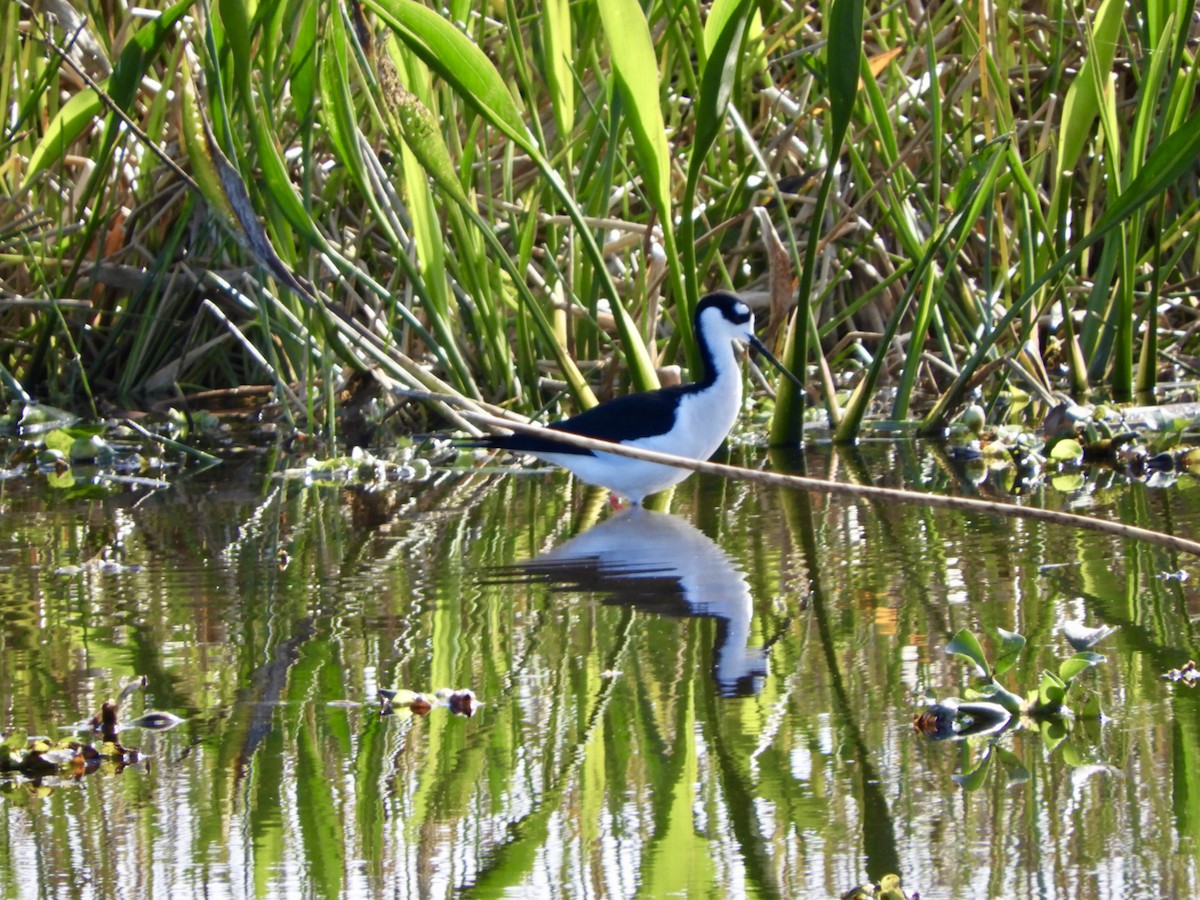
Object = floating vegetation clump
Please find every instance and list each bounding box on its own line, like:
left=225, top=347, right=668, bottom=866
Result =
left=0, top=679, right=182, bottom=795
left=916, top=622, right=1119, bottom=789
left=377, top=688, right=481, bottom=719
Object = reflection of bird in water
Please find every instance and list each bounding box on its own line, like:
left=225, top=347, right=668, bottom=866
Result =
left=495, top=507, right=768, bottom=697
left=468, top=292, right=803, bottom=506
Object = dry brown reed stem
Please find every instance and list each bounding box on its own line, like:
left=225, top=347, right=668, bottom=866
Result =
left=443, top=403, right=1200, bottom=559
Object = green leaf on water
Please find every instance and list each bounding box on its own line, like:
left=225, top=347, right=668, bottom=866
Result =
left=1052, top=473, right=1086, bottom=492
left=947, top=629, right=990, bottom=678
left=1060, top=741, right=1087, bottom=767
left=952, top=749, right=992, bottom=791
left=43, top=429, right=75, bottom=455
left=995, top=747, right=1030, bottom=785
left=1049, top=437, right=1084, bottom=461
left=1038, top=670, right=1067, bottom=709
left=1040, top=718, right=1068, bottom=754
left=1059, top=652, right=1105, bottom=684
left=1076, top=693, right=1104, bottom=719
left=0, top=729, right=27, bottom=757
left=991, top=627, right=1026, bottom=677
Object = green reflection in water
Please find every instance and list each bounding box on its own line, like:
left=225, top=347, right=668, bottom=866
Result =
left=0, top=445, right=1198, bottom=898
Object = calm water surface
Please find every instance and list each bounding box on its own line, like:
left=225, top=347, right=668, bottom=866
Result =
left=1, top=443, right=1199, bottom=898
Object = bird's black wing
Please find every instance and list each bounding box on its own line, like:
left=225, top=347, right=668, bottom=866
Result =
left=481, top=384, right=695, bottom=456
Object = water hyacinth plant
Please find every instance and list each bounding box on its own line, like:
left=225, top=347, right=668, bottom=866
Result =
left=914, top=623, right=1116, bottom=791
left=1, top=0, right=1199, bottom=440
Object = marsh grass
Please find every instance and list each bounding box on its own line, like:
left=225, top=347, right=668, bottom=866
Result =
left=2, top=0, right=1199, bottom=441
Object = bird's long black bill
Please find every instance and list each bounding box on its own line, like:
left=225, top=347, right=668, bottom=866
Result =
left=748, top=336, right=806, bottom=391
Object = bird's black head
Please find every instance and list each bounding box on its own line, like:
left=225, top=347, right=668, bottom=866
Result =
left=694, top=291, right=808, bottom=393
left=695, top=291, right=753, bottom=328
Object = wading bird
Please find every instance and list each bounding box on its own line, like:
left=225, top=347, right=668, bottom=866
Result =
left=473, top=291, right=803, bottom=505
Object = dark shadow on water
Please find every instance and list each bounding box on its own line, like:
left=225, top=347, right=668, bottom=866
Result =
left=484, top=506, right=768, bottom=697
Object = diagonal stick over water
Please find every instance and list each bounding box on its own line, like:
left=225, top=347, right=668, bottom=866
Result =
left=418, top=394, right=1200, bottom=558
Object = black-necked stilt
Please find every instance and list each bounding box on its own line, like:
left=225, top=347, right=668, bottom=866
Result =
left=474, top=291, right=803, bottom=505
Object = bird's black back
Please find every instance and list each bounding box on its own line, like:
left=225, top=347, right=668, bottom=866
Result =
left=483, top=382, right=703, bottom=456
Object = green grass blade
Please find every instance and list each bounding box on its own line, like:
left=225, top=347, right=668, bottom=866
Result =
left=216, top=0, right=254, bottom=112
left=837, top=141, right=1006, bottom=442
left=540, top=0, right=574, bottom=142
left=921, top=105, right=1200, bottom=431
left=23, top=0, right=193, bottom=188
left=366, top=0, right=658, bottom=396
left=594, top=0, right=671, bottom=236
left=770, top=0, right=863, bottom=445
left=680, top=0, right=753, bottom=357
left=1047, top=0, right=1124, bottom=228
left=594, top=0, right=689, bottom=374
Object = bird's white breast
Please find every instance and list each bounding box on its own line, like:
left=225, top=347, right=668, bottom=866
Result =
left=633, top=370, right=742, bottom=461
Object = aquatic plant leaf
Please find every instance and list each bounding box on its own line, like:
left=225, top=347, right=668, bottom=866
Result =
left=43, top=429, right=75, bottom=455
left=995, top=747, right=1030, bottom=786
left=1059, top=652, right=1104, bottom=684
left=947, top=629, right=990, bottom=678
left=1061, top=621, right=1119, bottom=652
left=1076, top=693, right=1104, bottom=719
left=46, top=469, right=75, bottom=490
left=679, top=0, right=753, bottom=326
left=252, top=105, right=327, bottom=244
left=366, top=0, right=658, bottom=397
left=991, top=627, right=1025, bottom=677
left=69, top=435, right=111, bottom=463
left=989, top=684, right=1025, bottom=715
left=694, top=0, right=752, bottom=167
left=0, top=729, right=27, bottom=765
left=773, top=0, right=864, bottom=442
left=1038, top=670, right=1067, bottom=709
left=826, top=0, right=865, bottom=142
left=1040, top=718, right=1068, bottom=754
left=1049, top=438, right=1084, bottom=461
left=177, top=73, right=236, bottom=223
left=216, top=0, right=254, bottom=109
left=1053, top=0, right=1125, bottom=184
left=877, top=874, right=907, bottom=900
left=289, top=0, right=318, bottom=118
left=1052, top=473, right=1086, bottom=492
left=17, top=404, right=76, bottom=434
left=965, top=681, right=1023, bottom=715
left=1060, top=741, right=1086, bottom=767
left=921, top=102, right=1200, bottom=432
left=23, top=90, right=102, bottom=188
left=540, top=0, right=574, bottom=137
left=952, top=749, right=991, bottom=791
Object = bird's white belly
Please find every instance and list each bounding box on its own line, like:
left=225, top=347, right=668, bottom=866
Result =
left=635, top=383, right=742, bottom=461
left=530, top=378, right=743, bottom=502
